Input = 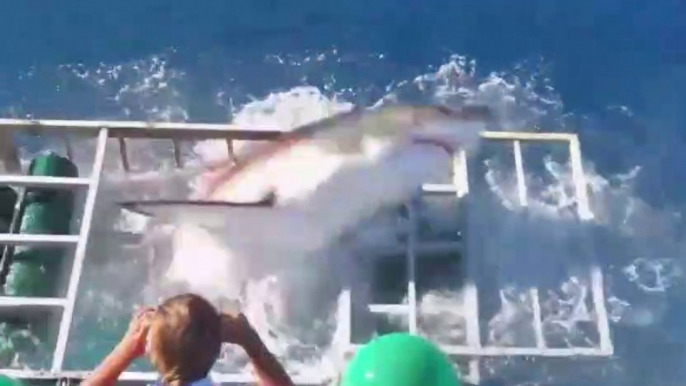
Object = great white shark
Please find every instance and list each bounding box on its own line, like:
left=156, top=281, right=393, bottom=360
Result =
left=120, top=104, right=492, bottom=303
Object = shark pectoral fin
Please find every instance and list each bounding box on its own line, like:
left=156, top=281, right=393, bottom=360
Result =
left=118, top=199, right=276, bottom=228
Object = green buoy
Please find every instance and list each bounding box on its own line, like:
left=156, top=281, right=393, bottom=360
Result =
left=342, top=333, right=462, bottom=386
left=5, top=152, right=78, bottom=297
left=0, top=375, right=26, bottom=386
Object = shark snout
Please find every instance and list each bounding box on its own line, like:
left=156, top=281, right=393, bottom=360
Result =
left=405, top=104, right=492, bottom=152
left=410, top=136, right=456, bottom=154
left=411, top=118, right=486, bottom=154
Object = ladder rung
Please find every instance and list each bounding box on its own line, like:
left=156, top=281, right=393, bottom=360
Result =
left=2, top=370, right=325, bottom=385
left=347, top=344, right=612, bottom=357
left=0, top=118, right=284, bottom=140
left=0, top=296, right=66, bottom=308
left=0, top=234, right=80, bottom=246
left=369, top=304, right=410, bottom=314
left=0, top=175, right=91, bottom=189
left=440, top=345, right=612, bottom=357
left=0, top=297, right=66, bottom=318
left=421, top=184, right=458, bottom=195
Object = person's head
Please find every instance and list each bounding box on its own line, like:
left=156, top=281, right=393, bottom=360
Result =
left=147, top=293, right=222, bottom=386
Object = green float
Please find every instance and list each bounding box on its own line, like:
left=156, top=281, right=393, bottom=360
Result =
left=4, top=152, right=78, bottom=297
left=0, top=374, right=27, bottom=386
left=342, top=333, right=462, bottom=386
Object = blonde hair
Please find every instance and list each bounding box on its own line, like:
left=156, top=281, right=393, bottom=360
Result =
left=148, top=293, right=221, bottom=386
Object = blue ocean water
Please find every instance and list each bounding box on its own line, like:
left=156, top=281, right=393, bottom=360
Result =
left=1, top=1, right=685, bottom=385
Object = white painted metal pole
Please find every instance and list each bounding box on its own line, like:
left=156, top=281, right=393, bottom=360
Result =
left=406, top=201, right=418, bottom=335
left=568, top=136, right=613, bottom=354
left=481, top=131, right=576, bottom=142
left=0, top=234, right=80, bottom=246
left=454, top=149, right=469, bottom=198
left=369, top=304, right=410, bottom=314
left=513, top=140, right=528, bottom=207
left=52, top=128, right=109, bottom=371
left=568, top=136, right=593, bottom=220
left=338, top=288, right=352, bottom=345
left=529, top=288, right=545, bottom=349
left=0, top=117, right=574, bottom=142
left=3, top=370, right=326, bottom=386
left=591, top=265, right=613, bottom=354
left=453, top=150, right=481, bottom=383
left=0, top=175, right=90, bottom=188
left=0, top=118, right=284, bottom=140
left=512, top=140, right=546, bottom=349
left=335, top=287, right=353, bottom=384
left=0, top=296, right=66, bottom=308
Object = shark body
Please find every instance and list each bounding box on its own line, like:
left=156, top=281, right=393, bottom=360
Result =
left=121, top=104, right=492, bottom=303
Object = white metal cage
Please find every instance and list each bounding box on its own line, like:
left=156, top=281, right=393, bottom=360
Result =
left=0, top=119, right=612, bottom=385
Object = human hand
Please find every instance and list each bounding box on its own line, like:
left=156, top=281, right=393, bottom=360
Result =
left=220, top=311, right=261, bottom=350
left=119, top=307, right=155, bottom=359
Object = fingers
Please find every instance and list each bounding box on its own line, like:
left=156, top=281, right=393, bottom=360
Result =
left=133, top=308, right=155, bottom=324
left=136, top=306, right=156, bottom=315
left=140, top=309, right=156, bottom=326
left=130, top=307, right=156, bottom=331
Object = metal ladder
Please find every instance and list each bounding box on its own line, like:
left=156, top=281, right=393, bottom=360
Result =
left=0, top=119, right=613, bottom=386
left=0, top=127, right=108, bottom=372
left=0, top=119, right=294, bottom=385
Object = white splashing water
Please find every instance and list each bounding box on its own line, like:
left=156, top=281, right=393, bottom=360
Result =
left=3, top=53, right=684, bottom=385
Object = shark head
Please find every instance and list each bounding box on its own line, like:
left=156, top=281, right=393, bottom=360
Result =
left=404, top=104, right=492, bottom=154
left=347, top=104, right=492, bottom=156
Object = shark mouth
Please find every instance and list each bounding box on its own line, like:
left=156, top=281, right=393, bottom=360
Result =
left=410, top=137, right=455, bottom=155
